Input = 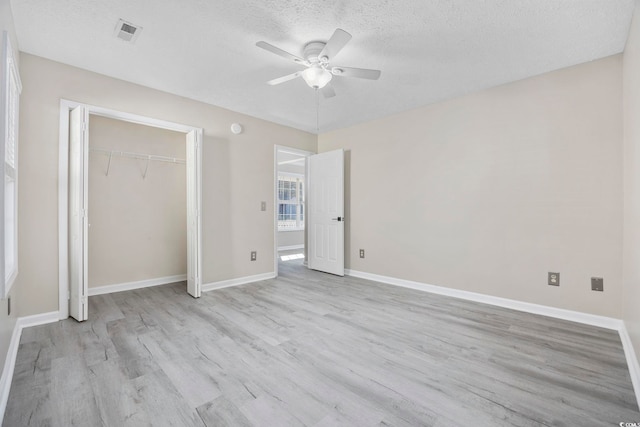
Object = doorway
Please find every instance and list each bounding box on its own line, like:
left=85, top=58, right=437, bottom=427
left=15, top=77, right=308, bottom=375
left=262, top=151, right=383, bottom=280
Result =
left=273, top=146, right=313, bottom=277
left=59, top=100, right=203, bottom=321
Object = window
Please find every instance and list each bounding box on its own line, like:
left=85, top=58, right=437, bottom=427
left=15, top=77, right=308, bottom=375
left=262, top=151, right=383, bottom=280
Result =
left=1, top=31, right=21, bottom=297
left=277, top=175, right=304, bottom=230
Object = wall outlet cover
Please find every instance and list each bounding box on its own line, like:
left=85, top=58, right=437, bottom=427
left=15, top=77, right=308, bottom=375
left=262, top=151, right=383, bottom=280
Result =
left=548, top=272, right=560, bottom=286
left=591, top=277, right=603, bottom=292
left=359, top=249, right=365, bottom=258
left=251, top=251, right=257, bottom=261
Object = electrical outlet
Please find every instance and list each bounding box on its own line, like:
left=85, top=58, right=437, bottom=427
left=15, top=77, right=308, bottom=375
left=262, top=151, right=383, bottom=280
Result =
left=591, top=277, right=603, bottom=292
left=359, top=249, right=365, bottom=258
left=251, top=251, right=257, bottom=261
left=261, top=201, right=266, bottom=211
left=548, top=272, right=559, bottom=286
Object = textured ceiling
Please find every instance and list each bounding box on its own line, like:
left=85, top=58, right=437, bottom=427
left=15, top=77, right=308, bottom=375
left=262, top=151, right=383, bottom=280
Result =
left=10, top=0, right=635, bottom=133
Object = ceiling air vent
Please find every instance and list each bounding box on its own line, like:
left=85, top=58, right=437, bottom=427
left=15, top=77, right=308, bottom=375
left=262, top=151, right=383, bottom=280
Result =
left=114, top=19, right=142, bottom=43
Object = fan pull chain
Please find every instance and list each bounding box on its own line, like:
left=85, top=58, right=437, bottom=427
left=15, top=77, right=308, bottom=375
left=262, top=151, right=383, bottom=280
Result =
left=316, top=89, right=320, bottom=133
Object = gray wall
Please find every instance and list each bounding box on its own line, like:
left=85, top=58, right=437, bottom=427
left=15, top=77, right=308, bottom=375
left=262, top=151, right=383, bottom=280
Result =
left=319, top=55, right=623, bottom=318
left=623, top=0, right=640, bottom=383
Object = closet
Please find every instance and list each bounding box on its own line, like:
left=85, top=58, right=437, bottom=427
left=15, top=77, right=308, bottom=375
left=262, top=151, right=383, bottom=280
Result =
left=87, top=116, right=187, bottom=294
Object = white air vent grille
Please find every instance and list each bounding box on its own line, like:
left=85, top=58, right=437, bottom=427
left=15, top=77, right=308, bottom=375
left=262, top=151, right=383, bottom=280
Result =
left=114, top=19, right=142, bottom=43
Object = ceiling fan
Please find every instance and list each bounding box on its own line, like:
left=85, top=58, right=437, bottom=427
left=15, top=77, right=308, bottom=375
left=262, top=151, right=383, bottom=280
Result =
left=256, top=29, right=381, bottom=98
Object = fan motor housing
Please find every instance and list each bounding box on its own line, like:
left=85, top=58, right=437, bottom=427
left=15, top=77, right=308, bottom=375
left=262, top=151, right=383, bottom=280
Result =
left=303, top=41, right=327, bottom=64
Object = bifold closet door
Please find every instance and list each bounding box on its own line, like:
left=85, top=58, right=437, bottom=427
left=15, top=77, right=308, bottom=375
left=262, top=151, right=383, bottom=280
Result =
left=69, top=106, right=89, bottom=321
left=186, top=130, right=202, bottom=297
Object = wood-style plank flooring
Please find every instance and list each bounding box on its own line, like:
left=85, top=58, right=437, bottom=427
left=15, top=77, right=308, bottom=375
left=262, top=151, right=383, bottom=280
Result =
left=4, top=257, right=640, bottom=426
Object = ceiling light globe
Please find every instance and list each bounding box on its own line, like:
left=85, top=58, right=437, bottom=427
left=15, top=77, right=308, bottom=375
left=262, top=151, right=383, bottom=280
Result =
left=302, top=65, right=332, bottom=89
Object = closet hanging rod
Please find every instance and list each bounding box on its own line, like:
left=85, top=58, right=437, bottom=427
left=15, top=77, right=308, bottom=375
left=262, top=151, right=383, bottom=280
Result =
left=89, top=147, right=186, bottom=164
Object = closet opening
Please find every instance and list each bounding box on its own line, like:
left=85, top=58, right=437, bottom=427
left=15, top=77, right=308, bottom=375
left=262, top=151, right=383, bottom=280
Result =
left=58, top=100, right=203, bottom=321
left=88, top=116, right=186, bottom=294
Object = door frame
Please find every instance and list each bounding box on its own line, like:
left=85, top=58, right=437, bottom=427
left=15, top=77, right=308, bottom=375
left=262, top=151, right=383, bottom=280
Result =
left=273, top=145, right=314, bottom=277
left=58, top=99, right=203, bottom=320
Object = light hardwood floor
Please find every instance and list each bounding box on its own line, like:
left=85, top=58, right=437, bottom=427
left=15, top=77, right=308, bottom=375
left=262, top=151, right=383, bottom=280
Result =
left=4, top=258, right=640, bottom=426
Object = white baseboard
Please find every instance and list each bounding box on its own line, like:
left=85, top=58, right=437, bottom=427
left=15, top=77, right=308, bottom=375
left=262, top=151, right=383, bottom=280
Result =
left=88, top=274, right=187, bottom=296
left=0, top=311, right=59, bottom=422
left=345, top=269, right=622, bottom=330
left=202, top=272, right=276, bottom=292
left=17, top=311, right=60, bottom=329
left=278, top=244, right=304, bottom=252
left=619, top=324, right=640, bottom=410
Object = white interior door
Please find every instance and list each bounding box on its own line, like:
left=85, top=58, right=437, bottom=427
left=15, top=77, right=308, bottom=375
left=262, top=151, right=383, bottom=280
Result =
left=69, top=106, right=89, bottom=321
left=308, top=149, right=344, bottom=276
left=186, top=130, right=202, bottom=297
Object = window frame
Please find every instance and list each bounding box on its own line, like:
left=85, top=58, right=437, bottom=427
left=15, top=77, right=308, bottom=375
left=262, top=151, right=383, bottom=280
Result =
left=277, top=172, right=305, bottom=231
left=1, top=31, right=22, bottom=298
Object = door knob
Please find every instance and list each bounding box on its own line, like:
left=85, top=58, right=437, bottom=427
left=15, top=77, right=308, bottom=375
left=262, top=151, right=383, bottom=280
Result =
left=331, top=216, right=344, bottom=222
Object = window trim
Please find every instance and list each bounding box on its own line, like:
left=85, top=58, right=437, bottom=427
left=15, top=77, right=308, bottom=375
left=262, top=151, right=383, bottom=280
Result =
left=1, top=31, right=22, bottom=298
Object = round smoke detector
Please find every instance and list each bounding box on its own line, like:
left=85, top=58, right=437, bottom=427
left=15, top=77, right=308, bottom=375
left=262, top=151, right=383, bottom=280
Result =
left=230, top=123, right=243, bottom=135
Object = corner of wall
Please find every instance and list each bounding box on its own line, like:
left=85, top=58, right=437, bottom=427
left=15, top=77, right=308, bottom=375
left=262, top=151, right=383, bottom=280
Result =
left=622, top=1, right=640, bottom=388
left=622, top=0, right=640, bottom=405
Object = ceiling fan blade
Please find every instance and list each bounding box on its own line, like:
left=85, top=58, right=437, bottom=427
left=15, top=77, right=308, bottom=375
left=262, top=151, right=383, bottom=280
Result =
left=256, top=41, right=307, bottom=65
left=267, top=71, right=302, bottom=86
left=321, top=85, right=336, bottom=98
left=318, top=29, right=352, bottom=62
left=332, top=66, right=381, bottom=80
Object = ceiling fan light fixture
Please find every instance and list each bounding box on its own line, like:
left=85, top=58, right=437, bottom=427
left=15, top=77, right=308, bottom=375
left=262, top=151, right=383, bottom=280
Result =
left=302, top=65, right=332, bottom=89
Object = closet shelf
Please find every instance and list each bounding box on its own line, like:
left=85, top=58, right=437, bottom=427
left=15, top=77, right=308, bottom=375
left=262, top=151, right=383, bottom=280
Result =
left=90, top=147, right=186, bottom=178
left=90, top=147, right=186, bottom=164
